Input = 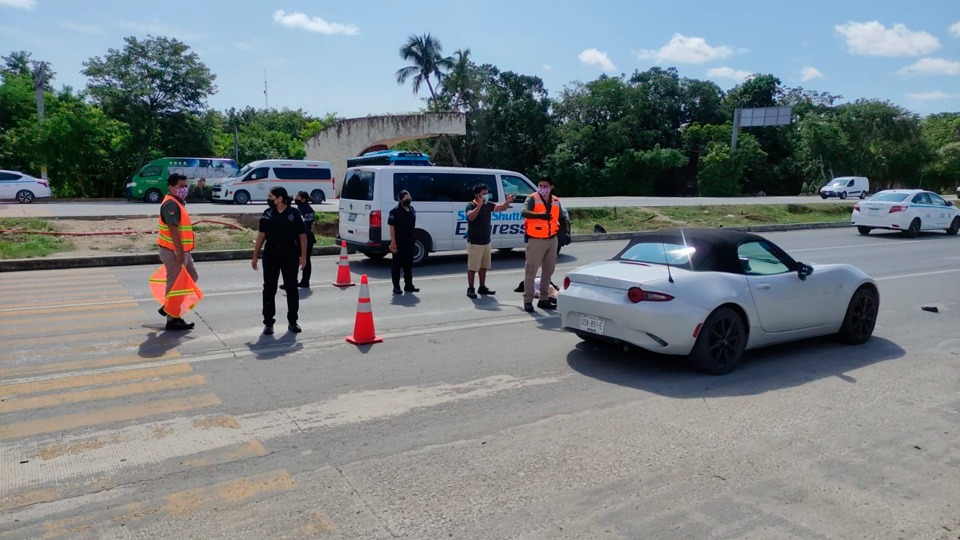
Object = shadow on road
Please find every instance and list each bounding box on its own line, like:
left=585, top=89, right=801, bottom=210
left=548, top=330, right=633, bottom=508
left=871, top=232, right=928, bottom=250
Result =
left=245, top=331, right=304, bottom=361
left=138, top=326, right=197, bottom=358
left=566, top=335, right=905, bottom=398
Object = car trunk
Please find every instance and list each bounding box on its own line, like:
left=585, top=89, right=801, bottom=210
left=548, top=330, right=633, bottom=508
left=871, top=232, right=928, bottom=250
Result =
left=567, top=261, right=681, bottom=290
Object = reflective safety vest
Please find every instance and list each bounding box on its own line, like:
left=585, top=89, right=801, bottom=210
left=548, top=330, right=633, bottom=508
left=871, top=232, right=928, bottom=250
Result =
left=157, top=195, right=195, bottom=251
left=524, top=193, right=561, bottom=239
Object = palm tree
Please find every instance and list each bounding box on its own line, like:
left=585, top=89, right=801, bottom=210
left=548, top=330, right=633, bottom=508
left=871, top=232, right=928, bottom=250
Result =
left=395, top=33, right=454, bottom=110
left=442, top=48, right=477, bottom=112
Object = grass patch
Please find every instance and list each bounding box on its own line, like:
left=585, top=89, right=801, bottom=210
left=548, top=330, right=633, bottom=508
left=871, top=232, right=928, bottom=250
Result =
left=569, top=203, right=852, bottom=234
left=0, top=218, right=74, bottom=259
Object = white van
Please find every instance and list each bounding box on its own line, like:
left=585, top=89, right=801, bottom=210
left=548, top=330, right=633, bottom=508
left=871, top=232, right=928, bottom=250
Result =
left=337, top=166, right=539, bottom=264
left=211, top=159, right=334, bottom=204
left=820, top=176, right=870, bottom=200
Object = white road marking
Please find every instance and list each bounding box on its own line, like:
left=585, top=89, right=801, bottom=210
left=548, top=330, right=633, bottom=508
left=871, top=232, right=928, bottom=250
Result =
left=875, top=268, right=960, bottom=281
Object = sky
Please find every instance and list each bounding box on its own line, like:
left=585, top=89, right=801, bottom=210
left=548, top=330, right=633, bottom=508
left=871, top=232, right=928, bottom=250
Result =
left=0, top=0, right=958, bottom=119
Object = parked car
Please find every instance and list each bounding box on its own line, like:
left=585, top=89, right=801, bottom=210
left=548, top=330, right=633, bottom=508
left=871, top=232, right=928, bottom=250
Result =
left=557, top=228, right=879, bottom=375
left=0, top=170, right=52, bottom=203
left=852, top=189, right=960, bottom=237
left=820, top=176, right=870, bottom=199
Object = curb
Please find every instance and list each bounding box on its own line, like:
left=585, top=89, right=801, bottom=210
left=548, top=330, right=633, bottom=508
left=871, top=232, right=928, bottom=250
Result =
left=0, top=221, right=851, bottom=272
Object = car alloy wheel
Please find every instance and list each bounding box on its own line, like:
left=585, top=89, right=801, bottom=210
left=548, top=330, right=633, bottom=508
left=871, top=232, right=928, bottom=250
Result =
left=839, top=191, right=847, bottom=200
left=310, top=189, right=325, bottom=204
left=690, top=307, right=746, bottom=375
left=947, top=217, right=960, bottom=236
left=904, top=218, right=921, bottom=238
left=16, top=189, right=34, bottom=204
left=234, top=190, right=250, bottom=205
left=838, top=286, right=878, bottom=344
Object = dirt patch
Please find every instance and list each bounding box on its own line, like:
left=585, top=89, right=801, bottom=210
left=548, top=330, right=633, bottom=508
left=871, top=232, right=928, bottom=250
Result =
left=192, top=415, right=241, bottom=430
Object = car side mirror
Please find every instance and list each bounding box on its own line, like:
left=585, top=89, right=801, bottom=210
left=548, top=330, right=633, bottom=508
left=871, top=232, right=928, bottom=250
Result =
left=948, top=201, right=955, bottom=207
left=797, top=263, right=814, bottom=281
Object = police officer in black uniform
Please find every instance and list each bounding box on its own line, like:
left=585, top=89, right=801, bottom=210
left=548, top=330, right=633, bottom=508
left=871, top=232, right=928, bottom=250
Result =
left=294, top=191, right=316, bottom=288
left=388, top=189, right=419, bottom=295
left=251, top=187, right=307, bottom=335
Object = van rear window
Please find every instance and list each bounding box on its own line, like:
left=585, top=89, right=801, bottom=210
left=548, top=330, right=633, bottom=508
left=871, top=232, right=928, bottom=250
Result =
left=341, top=170, right=375, bottom=201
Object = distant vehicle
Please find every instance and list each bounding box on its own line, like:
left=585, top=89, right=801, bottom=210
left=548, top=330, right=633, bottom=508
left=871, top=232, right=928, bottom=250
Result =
left=125, top=157, right=239, bottom=203
left=211, top=160, right=334, bottom=204
left=557, top=228, right=879, bottom=375
left=346, top=150, right=433, bottom=168
left=852, top=189, right=960, bottom=237
left=820, top=176, right=870, bottom=200
left=0, top=170, right=52, bottom=204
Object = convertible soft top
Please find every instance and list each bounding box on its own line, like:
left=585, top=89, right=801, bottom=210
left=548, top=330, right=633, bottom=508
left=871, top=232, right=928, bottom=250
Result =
left=613, top=228, right=771, bottom=274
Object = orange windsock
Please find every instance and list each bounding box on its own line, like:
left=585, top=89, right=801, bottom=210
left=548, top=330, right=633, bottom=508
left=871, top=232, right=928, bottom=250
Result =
left=149, top=265, right=203, bottom=318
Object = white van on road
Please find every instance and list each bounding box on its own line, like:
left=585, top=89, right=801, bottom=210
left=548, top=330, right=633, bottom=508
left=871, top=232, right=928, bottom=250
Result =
left=211, top=159, right=334, bottom=204
left=820, top=176, right=870, bottom=200
left=337, top=166, right=539, bottom=264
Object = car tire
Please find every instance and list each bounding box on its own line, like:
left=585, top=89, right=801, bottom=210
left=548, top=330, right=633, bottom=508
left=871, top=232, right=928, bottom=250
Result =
left=857, top=226, right=872, bottom=236
left=233, top=190, right=250, bottom=205
left=15, top=190, right=35, bottom=204
left=310, top=189, right=325, bottom=204
left=363, top=252, right=387, bottom=261
left=837, top=286, right=879, bottom=345
left=946, top=217, right=960, bottom=236
left=688, top=306, right=746, bottom=375
left=144, top=189, right=163, bottom=204
left=839, top=191, right=847, bottom=200
left=903, top=218, right=921, bottom=238
left=820, top=193, right=828, bottom=200
left=859, top=191, right=867, bottom=199
left=411, top=231, right=431, bottom=265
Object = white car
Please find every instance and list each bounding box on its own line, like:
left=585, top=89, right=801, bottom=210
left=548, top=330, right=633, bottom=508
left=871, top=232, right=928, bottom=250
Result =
left=557, top=228, right=879, bottom=375
left=0, top=170, right=53, bottom=203
left=852, top=189, right=960, bottom=237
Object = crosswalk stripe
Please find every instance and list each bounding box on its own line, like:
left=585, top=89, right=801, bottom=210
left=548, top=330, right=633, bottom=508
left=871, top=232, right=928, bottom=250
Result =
left=0, top=295, right=135, bottom=311
left=0, top=312, right=147, bottom=336
left=0, top=271, right=113, bottom=286
left=0, top=301, right=140, bottom=318
left=164, top=469, right=295, bottom=516
left=0, top=339, right=144, bottom=362
left=0, top=364, right=194, bottom=397
left=0, top=309, right=145, bottom=329
left=0, top=375, right=207, bottom=413
left=0, top=327, right=145, bottom=348
left=0, top=393, right=221, bottom=441
left=0, top=350, right=181, bottom=379
left=0, top=287, right=133, bottom=303
left=179, top=439, right=269, bottom=469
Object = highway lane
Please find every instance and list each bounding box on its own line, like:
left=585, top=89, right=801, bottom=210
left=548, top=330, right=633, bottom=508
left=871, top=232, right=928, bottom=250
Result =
left=0, top=228, right=957, bottom=538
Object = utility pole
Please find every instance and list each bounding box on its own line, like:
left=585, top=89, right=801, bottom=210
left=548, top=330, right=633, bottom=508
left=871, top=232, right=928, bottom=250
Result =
left=263, top=69, right=269, bottom=109
left=32, top=61, right=49, bottom=181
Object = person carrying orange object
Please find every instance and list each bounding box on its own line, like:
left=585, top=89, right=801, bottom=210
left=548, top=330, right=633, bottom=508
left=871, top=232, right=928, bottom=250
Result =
left=157, top=173, right=199, bottom=331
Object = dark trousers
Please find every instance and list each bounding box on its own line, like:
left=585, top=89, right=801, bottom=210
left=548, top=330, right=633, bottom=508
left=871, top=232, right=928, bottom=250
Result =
left=391, top=243, right=414, bottom=288
left=262, top=251, right=299, bottom=326
left=300, top=233, right=316, bottom=285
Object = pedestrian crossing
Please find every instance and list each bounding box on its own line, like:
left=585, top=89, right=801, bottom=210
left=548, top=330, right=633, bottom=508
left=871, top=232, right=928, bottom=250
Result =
left=0, top=268, right=290, bottom=536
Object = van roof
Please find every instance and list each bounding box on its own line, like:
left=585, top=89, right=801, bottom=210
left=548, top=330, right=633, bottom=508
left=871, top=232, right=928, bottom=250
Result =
left=345, top=165, right=524, bottom=176
left=244, top=159, right=333, bottom=167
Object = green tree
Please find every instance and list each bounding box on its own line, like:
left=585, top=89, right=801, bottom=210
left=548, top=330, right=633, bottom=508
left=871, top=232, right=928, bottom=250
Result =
left=82, top=35, right=217, bottom=166
left=395, top=33, right=453, bottom=110
left=601, top=145, right=688, bottom=196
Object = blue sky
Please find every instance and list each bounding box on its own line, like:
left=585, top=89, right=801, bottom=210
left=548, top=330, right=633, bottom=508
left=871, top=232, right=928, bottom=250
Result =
left=1, top=0, right=958, bottom=119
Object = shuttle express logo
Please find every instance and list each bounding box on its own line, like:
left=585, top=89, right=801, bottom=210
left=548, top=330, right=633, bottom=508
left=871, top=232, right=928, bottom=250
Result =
left=454, top=210, right=524, bottom=236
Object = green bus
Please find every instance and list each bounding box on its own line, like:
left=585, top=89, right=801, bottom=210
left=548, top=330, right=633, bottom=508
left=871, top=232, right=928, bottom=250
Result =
left=124, top=157, right=240, bottom=203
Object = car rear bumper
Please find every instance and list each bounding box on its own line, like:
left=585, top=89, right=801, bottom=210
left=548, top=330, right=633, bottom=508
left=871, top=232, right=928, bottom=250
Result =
left=336, top=237, right=389, bottom=255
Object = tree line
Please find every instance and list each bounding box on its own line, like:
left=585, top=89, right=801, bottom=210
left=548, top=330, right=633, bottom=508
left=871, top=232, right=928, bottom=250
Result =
left=2, top=34, right=958, bottom=198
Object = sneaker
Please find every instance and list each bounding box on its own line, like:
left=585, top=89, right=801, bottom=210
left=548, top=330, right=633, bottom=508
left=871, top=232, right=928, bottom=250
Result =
left=467, top=287, right=477, bottom=299
left=297, top=282, right=310, bottom=289
left=288, top=323, right=302, bottom=333
left=393, top=287, right=403, bottom=295
left=263, top=325, right=274, bottom=335
left=537, top=299, right=557, bottom=310
left=165, top=318, right=195, bottom=331
left=523, top=302, right=535, bottom=313
left=477, top=286, right=495, bottom=295
left=404, top=285, right=420, bottom=293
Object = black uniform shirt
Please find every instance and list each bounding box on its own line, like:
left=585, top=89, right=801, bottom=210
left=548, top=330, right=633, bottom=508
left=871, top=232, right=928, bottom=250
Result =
left=387, top=204, right=416, bottom=244
left=259, top=206, right=306, bottom=255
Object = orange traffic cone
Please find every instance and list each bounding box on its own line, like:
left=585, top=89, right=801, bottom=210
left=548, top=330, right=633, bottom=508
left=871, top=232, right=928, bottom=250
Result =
left=346, top=274, right=383, bottom=345
left=332, top=240, right=356, bottom=287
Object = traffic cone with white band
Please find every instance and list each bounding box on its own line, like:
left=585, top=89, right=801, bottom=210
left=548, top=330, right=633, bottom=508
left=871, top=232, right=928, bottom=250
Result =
left=332, top=240, right=356, bottom=287
left=346, top=274, right=382, bottom=344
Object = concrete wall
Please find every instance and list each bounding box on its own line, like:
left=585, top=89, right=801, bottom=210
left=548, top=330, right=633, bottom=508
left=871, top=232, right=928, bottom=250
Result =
left=304, top=113, right=467, bottom=191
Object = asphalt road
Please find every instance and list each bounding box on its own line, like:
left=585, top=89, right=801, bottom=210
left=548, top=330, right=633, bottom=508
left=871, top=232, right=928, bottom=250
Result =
left=0, top=229, right=958, bottom=538
left=0, top=195, right=864, bottom=219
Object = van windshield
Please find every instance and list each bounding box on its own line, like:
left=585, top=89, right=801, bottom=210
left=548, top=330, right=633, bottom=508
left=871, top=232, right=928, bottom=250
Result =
left=236, top=164, right=254, bottom=177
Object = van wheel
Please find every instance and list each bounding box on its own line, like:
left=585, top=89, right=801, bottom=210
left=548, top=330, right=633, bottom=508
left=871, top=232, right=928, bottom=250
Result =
left=859, top=191, right=867, bottom=199
left=903, top=218, right=921, bottom=238
left=839, top=191, right=847, bottom=200
left=411, top=231, right=431, bottom=265
left=310, top=190, right=325, bottom=204
left=233, top=190, right=250, bottom=205
left=363, top=252, right=387, bottom=260
left=144, top=189, right=163, bottom=204
left=820, top=193, right=828, bottom=199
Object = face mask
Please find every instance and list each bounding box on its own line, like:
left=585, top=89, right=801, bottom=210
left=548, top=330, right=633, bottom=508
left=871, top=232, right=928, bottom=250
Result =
left=537, top=187, right=551, bottom=199
left=401, top=199, right=411, bottom=207
left=484, top=193, right=492, bottom=202
left=176, top=187, right=189, bottom=200
left=267, top=198, right=277, bottom=209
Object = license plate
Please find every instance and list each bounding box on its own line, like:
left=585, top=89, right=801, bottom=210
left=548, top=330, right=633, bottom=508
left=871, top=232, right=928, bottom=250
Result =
left=866, top=209, right=880, bottom=216
left=348, top=213, right=357, bottom=222
left=580, top=315, right=604, bottom=335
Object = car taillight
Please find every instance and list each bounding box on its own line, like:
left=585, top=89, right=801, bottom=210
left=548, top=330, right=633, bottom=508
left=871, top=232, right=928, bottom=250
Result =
left=38, top=181, right=48, bottom=187
left=889, top=205, right=907, bottom=213
left=563, top=277, right=570, bottom=290
left=853, top=203, right=860, bottom=212
left=627, top=287, right=674, bottom=303
left=370, top=210, right=381, bottom=228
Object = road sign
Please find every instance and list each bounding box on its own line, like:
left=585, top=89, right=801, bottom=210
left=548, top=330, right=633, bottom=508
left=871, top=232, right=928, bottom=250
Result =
left=731, top=106, right=793, bottom=152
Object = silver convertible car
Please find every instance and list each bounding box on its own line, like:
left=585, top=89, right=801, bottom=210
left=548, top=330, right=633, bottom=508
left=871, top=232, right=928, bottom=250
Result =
left=557, top=229, right=880, bottom=375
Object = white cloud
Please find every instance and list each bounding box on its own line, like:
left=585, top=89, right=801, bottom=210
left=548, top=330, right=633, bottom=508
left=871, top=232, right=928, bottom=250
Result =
left=635, top=34, right=733, bottom=64
left=949, top=21, right=960, bottom=38
left=272, top=10, right=359, bottom=36
left=706, top=67, right=752, bottom=81
left=905, top=90, right=959, bottom=100
left=897, top=57, right=960, bottom=76
left=834, top=21, right=939, bottom=57
left=800, top=66, right=823, bottom=81
left=578, top=48, right=616, bottom=71
left=0, top=0, right=36, bottom=9
left=542, top=64, right=552, bottom=71
left=60, top=21, right=103, bottom=35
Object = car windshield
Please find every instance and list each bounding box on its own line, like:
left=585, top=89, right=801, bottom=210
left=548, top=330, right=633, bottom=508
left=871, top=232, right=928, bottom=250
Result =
left=618, top=242, right=696, bottom=267
left=235, top=164, right=253, bottom=177
left=869, top=192, right=909, bottom=202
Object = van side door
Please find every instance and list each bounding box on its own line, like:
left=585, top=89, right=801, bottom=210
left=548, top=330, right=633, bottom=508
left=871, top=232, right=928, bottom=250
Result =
left=496, top=174, right=536, bottom=248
